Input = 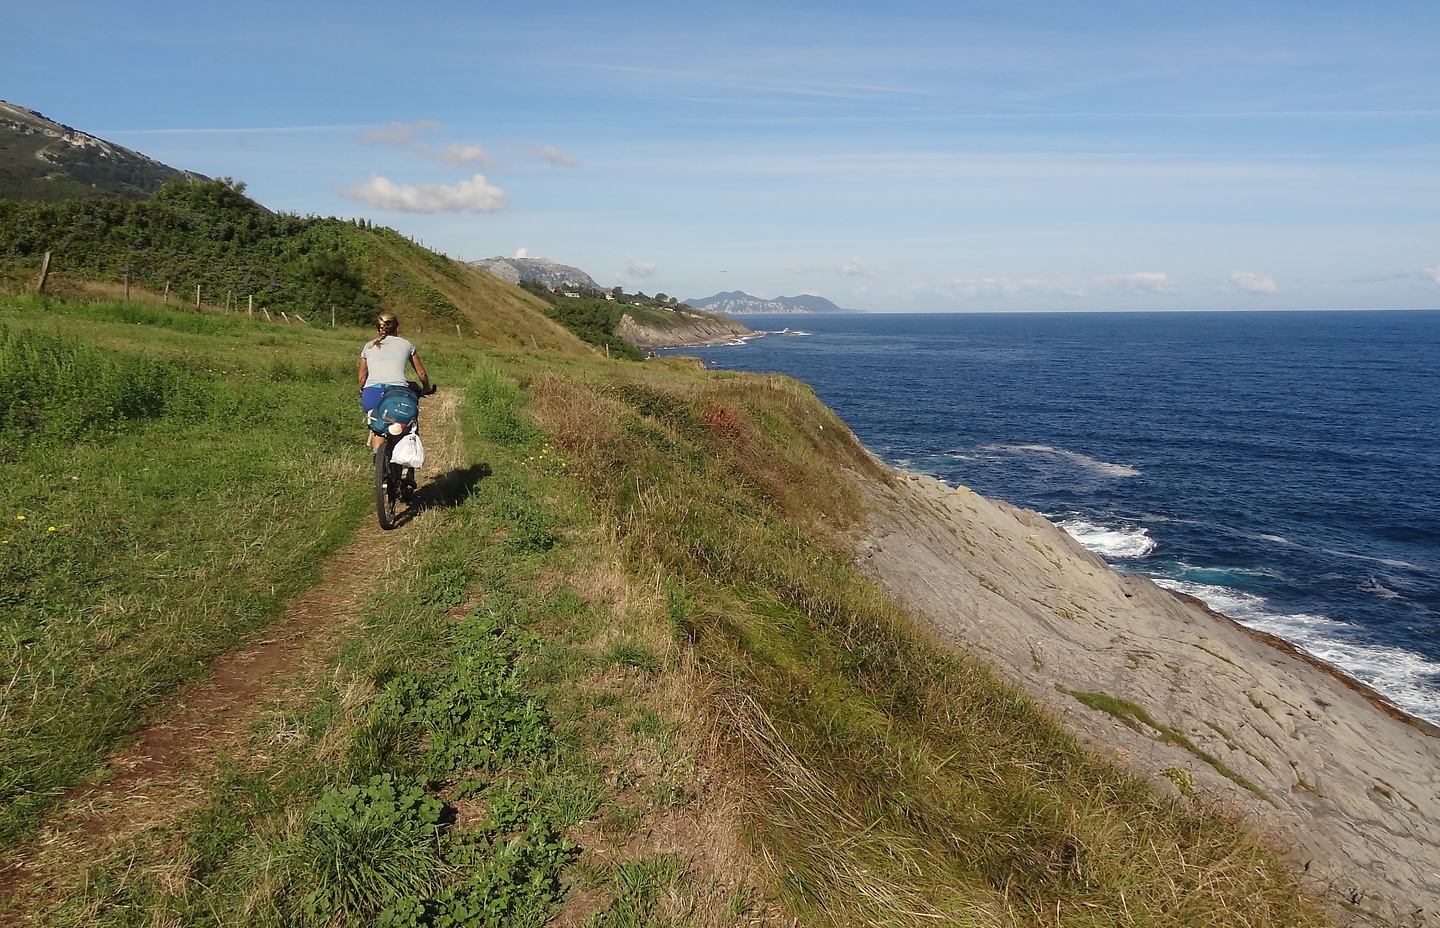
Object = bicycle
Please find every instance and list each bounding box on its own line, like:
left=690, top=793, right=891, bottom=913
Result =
left=369, top=381, right=435, bottom=530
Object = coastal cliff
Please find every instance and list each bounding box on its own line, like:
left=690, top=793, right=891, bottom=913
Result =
left=616, top=310, right=752, bottom=348
left=857, top=469, right=1440, bottom=927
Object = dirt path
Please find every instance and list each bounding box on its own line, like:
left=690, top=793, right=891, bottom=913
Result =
left=0, top=392, right=465, bottom=920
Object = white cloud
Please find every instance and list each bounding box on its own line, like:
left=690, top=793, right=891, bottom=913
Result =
left=532, top=145, right=579, bottom=167
left=339, top=174, right=508, bottom=213
left=1424, top=266, right=1440, bottom=285
left=436, top=143, right=492, bottom=166
left=788, top=265, right=817, bottom=274
left=624, top=256, right=657, bottom=278
left=357, top=119, right=440, bottom=145
left=1094, top=271, right=1175, bottom=295
left=1230, top=270, right=1279, bottom=294
left=514, top=247, right=529, bottom=258
left=839, top=257, right=873, bottom=277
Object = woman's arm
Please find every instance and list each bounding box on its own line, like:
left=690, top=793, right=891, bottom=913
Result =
left=410, top=351, right=430, bottom=391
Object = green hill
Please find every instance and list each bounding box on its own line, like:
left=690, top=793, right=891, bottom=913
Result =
left=0, top=175, right=594, bottom=354
left=0, top=291, right=1325, bottom=927
left=0, top=100, right=203, bottom=203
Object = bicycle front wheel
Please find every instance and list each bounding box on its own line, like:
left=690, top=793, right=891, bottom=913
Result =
left=374, top=441, right=398, bottom=530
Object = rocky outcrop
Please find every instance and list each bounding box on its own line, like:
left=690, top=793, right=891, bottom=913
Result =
left=469, top=256, right=599, bottom=291
left=616, top=312, right=752, bottom=349
left=0, top=99, right=204, bottom=201
left=858, top=470, right=1440, bottom=927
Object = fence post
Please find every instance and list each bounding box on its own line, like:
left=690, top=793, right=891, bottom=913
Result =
left=331, top=305, right=336, bottom=328
left=124, top=267, right=131, bottom=301
left=195, top=284, right=201, bottom=309
left=35, top=251, right=51, bottom=294
left=163, top=281, right=169, bottom=305
left=248, top=295, right=253, bottom=319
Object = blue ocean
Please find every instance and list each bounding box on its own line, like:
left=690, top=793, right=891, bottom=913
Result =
left=670, top=311, right=1440, bottom=725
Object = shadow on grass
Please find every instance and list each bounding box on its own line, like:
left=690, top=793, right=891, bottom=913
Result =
left=417, top=462, right=492, bottom=511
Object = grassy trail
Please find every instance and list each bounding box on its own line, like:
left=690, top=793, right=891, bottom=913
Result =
left=1, top=391, right=469, bottom=914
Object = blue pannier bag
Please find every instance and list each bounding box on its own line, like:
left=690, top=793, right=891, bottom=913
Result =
left=369, top=385, right=420, bottom=434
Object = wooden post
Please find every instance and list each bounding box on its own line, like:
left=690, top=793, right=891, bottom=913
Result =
left=330, top=305, right=336, bottom=328
left=455, top=324, right=461, bottom=336
left=35, top=251, right=51, bottom=294
left=124, top=267, right=130, bottom=301
left=280, top=311, right=290, bottom=323
left=248, top=295, right=253, bottom=319
left=531, top=335, right=538, bottom=350
left=262, top=308, right=272, bottom=322
left=195, top=284, right=201, bottom=309
left=227, top=290, right=232, bottom=314
left=163, top=281, right=169, bottom=305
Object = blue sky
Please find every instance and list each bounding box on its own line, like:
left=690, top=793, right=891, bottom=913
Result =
left=6, top=0, right=1440, bottom=311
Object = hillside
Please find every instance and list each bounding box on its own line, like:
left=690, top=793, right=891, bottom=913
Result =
left=0, top=100, right=203, bottom=203
left=0, top=290, right=1370, bottom=928
left=0, top=176, right=594, bottom=354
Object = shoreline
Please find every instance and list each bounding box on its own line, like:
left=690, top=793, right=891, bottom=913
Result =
left=856, top=466, right=1440, bottom=926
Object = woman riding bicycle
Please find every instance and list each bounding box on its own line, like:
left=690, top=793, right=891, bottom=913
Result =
left=358, top=312, right=430, bottom=449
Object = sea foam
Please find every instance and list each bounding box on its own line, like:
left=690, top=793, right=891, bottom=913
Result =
left=1059, top=519, right=1157, bottom=559
left=1154, top=579, right=1440, bottom=726
left=983, top=443, right=1141, bottom=478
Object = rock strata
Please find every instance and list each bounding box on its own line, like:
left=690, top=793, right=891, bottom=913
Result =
left=616, top=312, right=752, bottom=349
left=856, top=469, right=1440, bottom=927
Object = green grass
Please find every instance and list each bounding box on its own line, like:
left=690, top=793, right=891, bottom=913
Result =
left=1, top=294, right=1327, bottom=928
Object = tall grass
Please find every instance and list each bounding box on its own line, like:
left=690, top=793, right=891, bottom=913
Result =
left=2, top=297, right=1329, bottom=927
left=0, top=296, right=368, bottom=842
left=526, top=366, right=1326, bottom=927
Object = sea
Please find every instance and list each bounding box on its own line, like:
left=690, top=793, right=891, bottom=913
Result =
left=666, top=311, right=1440, bottom=725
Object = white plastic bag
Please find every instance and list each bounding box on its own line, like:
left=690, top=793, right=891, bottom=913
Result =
left=391, top=432, right=425, bottom=469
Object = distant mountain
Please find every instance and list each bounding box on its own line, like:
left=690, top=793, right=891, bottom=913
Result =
left=0, top=100, right=205, bottom=203
left=684, top=291, right=858, bottom=315
left=469, top=255, right=600, bottom=292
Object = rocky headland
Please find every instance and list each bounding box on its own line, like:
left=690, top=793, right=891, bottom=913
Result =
left=616, top=311, right=752, bottom=349
left=857, top=469, right=1440, bottom=927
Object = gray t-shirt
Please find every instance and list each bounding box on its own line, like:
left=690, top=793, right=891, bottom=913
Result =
left=360, top=336, right=416, bottom=387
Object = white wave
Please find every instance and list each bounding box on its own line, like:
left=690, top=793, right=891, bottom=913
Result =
left=981, top=443, right=1140, bottom=478
left=1154, top=579, right=1440, bottom=726
left=1322, top=547, right=1428, bottom=573
left=1059, top=519, right=1157, bottom=559
left=1258, top=533, right=1292, bottom=545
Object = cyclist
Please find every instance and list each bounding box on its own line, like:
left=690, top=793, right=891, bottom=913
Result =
left=358, top=312, right=430, bottom=450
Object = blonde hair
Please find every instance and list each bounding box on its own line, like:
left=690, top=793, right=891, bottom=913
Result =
left=372, top=313, right=400, bottom=347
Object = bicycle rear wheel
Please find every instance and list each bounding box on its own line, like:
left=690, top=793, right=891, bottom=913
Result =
left=374, top=441, right=399, bottom=530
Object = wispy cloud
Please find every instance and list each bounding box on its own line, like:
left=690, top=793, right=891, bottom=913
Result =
left=919, top=277, right=1088, bottom=300
left=1229, top=270, right=1279, bottom=293
left=917, top=270, right=1175, bottom=301
left=839, top=257, right=873, bottom=277
left=358, top=120, right=493, bottom=167
left=339, top=174, right=508, bottom=213
left=532, top=145, right=579, bottom=167
left=357, top=120, right=441, bottom=145
left=1424, top=266, right=1440, bottom=285
left=1094, top=271, right=1174, bottom=295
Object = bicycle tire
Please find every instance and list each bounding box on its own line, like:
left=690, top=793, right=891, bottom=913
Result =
left=374, top=440, right=398, bottom=530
